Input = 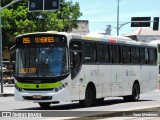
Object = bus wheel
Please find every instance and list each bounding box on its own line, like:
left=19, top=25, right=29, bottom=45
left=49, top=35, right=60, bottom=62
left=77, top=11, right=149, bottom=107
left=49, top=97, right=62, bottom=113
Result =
left=131, top=83, right=140, bottom=101
left=39, top=102, right=51, bottom=109
left=123, top=83, right=140, bottom=102
left=79, top=85, right=96, bottom=107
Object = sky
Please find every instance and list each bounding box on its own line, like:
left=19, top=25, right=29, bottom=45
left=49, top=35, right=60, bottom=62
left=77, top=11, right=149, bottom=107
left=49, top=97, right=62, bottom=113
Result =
left=69, top=0, right=160, bottom=36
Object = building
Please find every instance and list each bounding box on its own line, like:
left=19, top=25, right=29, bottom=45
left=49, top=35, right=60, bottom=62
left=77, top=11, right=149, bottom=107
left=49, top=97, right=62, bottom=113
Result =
left=72, top=20, right=89, bottom=34
left=123, top=27, right=160, bottom=43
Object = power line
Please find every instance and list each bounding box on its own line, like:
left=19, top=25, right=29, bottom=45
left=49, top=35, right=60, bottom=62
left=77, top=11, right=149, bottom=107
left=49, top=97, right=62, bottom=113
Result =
left=89, top=22, right=128, bottom=23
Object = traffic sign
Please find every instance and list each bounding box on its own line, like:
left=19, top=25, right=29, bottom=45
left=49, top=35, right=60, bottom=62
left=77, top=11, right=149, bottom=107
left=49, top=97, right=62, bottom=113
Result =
left=28, top=0, right=43, bottom=11
left=28, top=0, right=60, bottom=11
left=44, top=0, right=60, bottom=10
left=153, top=17, right=159, bottom=30
left=131, top=17, right=151, bottom=27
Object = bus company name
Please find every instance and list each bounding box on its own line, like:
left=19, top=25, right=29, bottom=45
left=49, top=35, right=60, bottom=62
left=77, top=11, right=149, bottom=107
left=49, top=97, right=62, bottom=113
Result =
left=126, top=70, right=136, bottom=76
left=19, top=68, right=36, bottom=74
left=22, top=37, right=54, bottom=44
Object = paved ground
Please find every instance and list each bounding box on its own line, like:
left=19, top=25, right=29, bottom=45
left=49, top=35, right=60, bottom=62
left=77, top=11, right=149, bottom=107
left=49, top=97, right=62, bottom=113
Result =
left=0, top=84, right=14, bottom=97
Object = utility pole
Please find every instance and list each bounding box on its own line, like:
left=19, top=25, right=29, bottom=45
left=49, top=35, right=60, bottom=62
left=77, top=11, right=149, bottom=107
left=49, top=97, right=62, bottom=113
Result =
left=0, top=0, right=3, bottom=93
left=117, top=0, right=120, bottom=36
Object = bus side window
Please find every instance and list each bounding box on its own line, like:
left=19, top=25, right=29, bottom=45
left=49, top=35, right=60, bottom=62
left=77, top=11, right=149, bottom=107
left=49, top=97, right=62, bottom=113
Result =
left=149, top=48, right=157, bottom=65
left=123, top=46, right=131, bottom=64
left=141, top=47, right=149, bottom=64
left=131, top=46, right=140, bottom=64
left=145, top=48, right=149, bottom=64
left=97, top=44, right=110, bottom=63
left=111, top=45, right=121, bottom=64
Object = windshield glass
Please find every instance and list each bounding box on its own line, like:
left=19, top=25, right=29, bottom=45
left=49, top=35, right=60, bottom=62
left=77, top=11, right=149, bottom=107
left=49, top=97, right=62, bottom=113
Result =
left=16, top=47, right=68, bottom=77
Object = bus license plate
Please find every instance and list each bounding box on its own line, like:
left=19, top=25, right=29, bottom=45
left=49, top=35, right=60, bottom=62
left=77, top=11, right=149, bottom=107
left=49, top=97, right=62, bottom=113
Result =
left=33, top=95, right=42, bottom=99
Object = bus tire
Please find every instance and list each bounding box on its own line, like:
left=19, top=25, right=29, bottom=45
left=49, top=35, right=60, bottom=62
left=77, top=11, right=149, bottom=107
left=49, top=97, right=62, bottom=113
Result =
left=131, top=83, right=140, bottom=101
left=39, top=102, right=51, bottom=109
left=123, top=83, right=140, bottom=102
left=79, top=85, right=96, bottom=107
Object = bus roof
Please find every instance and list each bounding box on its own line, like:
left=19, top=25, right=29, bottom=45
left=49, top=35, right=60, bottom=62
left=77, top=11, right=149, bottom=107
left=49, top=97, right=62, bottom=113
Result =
left=83, top=33, right=157, bottom=47
left=149, top=40, right=160, bottom=44
left=16, top=31, right=157, bottom=47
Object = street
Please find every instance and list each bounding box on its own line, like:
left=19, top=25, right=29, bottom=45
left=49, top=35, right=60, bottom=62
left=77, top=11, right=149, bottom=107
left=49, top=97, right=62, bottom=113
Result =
left=0, top=85, right=160, bottom=120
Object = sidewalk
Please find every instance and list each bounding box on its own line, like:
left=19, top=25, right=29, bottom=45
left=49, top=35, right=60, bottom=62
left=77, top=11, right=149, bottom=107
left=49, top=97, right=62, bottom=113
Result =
left=0, top=84, right=14, bottom=97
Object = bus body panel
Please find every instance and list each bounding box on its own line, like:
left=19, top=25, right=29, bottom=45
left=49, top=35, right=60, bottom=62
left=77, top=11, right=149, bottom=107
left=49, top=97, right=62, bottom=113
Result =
left=150, top=65, right=158, bottom=91
left=122, top=65, right=133, bottom=96
left=141, top=65, right=151, bottom=93
left=79, top=65, right=100, bottom=98
left=99, top=65, right=112, bottom=97
left=111, top=65, right=123, bottom=96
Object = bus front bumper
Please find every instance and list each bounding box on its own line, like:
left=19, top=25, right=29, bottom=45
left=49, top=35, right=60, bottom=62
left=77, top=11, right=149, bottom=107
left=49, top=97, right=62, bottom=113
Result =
left=14, top=87, right=71, bottom=103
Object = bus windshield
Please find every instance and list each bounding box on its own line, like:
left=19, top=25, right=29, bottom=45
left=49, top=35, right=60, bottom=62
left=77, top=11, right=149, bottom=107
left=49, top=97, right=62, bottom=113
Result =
left=16, top=46, right=68, bottom=77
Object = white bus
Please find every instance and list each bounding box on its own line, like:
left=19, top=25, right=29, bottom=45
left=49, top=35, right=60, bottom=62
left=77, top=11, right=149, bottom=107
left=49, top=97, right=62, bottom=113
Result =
left=14, top=31, right=158, bottom=108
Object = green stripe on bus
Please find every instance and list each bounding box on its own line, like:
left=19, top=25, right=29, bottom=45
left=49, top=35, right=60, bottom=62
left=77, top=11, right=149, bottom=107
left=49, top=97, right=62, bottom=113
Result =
left=16, top=81, right=62, bottom=89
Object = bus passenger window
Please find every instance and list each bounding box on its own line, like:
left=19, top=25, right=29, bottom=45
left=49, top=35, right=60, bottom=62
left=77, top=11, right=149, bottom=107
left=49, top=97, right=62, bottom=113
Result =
left=97, top=44, right=110, bottom=63
left=83, top=42, right=96, bottom=63
left=111, top=45, right=121, bottom=64
left=149, top=48, right=157, bottom=65
left=131, top=47, right=140, bottom=64
left=123, top=46, right=131, bottom=64
left=145, top=48, right=149, bottom=64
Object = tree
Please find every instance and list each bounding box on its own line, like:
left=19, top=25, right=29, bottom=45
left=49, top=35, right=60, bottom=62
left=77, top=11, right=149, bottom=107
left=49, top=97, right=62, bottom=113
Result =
left=1, top=0, right=82, bottom=48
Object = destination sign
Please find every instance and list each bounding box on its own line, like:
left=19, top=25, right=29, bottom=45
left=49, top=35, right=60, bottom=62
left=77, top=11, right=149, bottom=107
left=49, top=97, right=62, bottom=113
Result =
left=16, top=34, right=67, bottom=45
left=19, top=68, right=36, bottom=74
left=22, top=37, right=54, bottom=44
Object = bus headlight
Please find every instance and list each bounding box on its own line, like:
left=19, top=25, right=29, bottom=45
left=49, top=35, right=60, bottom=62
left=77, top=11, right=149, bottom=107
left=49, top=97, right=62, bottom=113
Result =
left=55, top=88, right=58, bottom=92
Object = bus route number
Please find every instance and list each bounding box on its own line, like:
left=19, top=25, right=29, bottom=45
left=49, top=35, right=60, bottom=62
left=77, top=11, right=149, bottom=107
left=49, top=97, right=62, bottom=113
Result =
left=22, top=37, right=54, bottom=44
left=23, top=38, right=30, bottom=44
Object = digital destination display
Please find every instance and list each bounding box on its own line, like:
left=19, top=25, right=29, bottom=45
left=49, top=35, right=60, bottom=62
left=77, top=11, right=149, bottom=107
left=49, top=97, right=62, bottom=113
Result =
left=19, top=68, right=36, bottom=74
left=16, top=34, right=67, bottom=45
left=22, top=37, right=54, bottom=44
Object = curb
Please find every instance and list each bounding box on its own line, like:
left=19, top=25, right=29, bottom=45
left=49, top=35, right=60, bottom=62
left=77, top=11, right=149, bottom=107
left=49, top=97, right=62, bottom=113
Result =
left=0, top=93, right=14, bottom=97
left=68, top=106, right=160, bottom=120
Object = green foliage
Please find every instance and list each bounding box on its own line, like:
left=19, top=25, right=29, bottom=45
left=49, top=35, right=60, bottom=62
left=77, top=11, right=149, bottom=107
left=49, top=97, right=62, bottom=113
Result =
left=1, top=0, right=82, bottom=47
